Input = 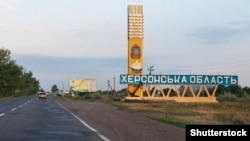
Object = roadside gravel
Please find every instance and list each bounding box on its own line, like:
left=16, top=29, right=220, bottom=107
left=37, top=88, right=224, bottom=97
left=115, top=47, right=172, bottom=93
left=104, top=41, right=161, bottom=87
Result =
left=53, top=96, right=185, bottom=141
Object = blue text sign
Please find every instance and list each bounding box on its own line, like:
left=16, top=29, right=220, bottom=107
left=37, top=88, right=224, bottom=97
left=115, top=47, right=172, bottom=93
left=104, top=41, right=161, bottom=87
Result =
left=120, top=74, right=238, bottom=86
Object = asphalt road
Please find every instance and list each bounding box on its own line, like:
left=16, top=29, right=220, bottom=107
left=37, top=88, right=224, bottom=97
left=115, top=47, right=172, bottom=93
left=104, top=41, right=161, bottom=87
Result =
left=0, top=95, right=109, bottom=141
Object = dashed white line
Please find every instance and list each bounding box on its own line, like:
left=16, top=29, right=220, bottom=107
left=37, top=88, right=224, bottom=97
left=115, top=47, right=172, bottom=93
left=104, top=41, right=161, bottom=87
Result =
left=0, top=113, right=6, bottom=117
left=11, top=108, right=17, bottom=111
left=0, top=100, right=32, bottom=117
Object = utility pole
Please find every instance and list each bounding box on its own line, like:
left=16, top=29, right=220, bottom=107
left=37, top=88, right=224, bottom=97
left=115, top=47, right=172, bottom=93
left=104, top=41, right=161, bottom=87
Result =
left=107, top=80, right=110, bottom=92
left=107, top=80, right=113, bottom=96
left=62, top=81, right=64, bottom=93
left=148, top=66, right=154, bottom=75
left=113, top=76, right=116, bottom=93
left=147, top=66, right=154, bottom=91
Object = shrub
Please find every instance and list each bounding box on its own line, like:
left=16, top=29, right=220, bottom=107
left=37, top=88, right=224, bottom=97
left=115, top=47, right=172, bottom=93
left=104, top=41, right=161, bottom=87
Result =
left=217, top=93, right=237, bottom=102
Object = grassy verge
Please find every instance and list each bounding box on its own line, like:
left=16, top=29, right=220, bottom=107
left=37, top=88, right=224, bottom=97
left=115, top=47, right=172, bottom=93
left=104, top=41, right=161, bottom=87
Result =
left=59, top=93, right=250, bottom=128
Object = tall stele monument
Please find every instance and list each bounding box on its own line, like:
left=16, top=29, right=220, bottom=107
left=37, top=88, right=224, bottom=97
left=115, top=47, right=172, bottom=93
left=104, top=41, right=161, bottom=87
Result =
left=127, top=5, right=144, bottom=97
left=121, top=5, right=238, bottom=102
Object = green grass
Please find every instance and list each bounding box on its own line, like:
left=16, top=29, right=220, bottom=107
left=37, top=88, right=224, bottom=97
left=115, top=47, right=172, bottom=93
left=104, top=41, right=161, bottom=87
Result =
left=150, top=117, right=191, bottom=128
left=215, top=110, right=236, bottom=122
left=60, top=93, right=250, bottom=128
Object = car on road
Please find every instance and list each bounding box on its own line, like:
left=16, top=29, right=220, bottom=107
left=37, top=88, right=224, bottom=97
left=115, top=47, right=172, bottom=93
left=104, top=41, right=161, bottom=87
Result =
left=38, top=92, right=47, bottom=99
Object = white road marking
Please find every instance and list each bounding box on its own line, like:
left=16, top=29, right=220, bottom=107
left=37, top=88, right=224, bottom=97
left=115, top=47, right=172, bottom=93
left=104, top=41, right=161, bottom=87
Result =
left=56, top=102, right=111, bottom=141
left=1, top=99, right=32, bottom=117
left=11, top=108, right=17, bottom=111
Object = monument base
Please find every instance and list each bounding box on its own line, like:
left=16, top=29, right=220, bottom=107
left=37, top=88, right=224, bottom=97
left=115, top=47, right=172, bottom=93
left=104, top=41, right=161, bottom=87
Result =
left=125, top=96, right=218, bottom=103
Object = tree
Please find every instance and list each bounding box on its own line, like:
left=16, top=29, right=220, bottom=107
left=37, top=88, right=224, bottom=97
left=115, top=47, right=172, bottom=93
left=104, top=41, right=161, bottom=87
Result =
left=0, top=48, right=22, bottom=96
left=229, top=85, right=243, bottom=96
left=20, top=71, right=40, bottom=95
left=243, top=86, right=250, bottom=94
left=0, top=47, right=40, bottom=97
left=51, top=84, right=59, bottom=93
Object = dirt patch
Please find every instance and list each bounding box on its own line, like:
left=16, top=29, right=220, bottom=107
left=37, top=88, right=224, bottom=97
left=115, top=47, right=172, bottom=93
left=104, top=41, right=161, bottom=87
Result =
left=53, top=96, right=185, bottom=141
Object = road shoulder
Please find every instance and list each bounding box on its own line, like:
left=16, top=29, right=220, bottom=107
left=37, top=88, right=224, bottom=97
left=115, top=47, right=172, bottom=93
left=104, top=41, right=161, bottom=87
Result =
left=53, top=96, right=185, bottom=141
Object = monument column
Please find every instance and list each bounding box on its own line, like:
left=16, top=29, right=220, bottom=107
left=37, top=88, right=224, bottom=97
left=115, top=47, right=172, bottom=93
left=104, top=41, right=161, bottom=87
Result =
left=127, top=5, right=144, bottom=97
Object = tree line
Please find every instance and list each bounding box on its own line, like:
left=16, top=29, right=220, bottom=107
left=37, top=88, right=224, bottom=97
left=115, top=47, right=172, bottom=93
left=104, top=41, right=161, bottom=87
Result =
left=0, top=47, right=40, bottom=98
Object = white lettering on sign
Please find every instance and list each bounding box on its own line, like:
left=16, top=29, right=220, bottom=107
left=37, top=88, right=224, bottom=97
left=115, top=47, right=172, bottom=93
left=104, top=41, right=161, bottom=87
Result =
left=119, top=74, right=238, bottom=86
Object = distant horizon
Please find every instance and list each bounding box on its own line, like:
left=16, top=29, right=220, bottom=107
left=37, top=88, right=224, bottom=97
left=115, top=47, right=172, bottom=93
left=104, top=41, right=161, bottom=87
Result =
left=12, top=53, right=249, bottom=92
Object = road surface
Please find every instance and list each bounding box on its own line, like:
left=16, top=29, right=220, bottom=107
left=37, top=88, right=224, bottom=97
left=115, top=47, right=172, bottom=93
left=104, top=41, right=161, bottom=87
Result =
left=0, top=95, right=108, bottom=141
left=0, top=94, right=185, bottom=141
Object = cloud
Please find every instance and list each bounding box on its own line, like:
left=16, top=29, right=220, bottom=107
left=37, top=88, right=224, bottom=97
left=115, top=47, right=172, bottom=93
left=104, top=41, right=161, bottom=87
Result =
left=0, top=24, right=127, bottom=58
left=188, top=20, right=250, bottom=44
left=0, top=0, right=22, bottom=12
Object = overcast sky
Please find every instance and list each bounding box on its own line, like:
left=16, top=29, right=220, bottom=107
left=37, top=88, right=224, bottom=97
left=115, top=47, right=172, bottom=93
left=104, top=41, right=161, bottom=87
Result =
left=1, top=0, right=250, bottom=91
